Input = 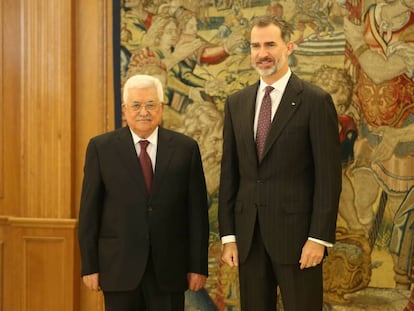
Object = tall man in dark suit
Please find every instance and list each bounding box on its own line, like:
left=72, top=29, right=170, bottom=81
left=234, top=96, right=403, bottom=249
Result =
left=218, top=16, right=342, bottom=311
left=78, top=74, right=209, bottom=311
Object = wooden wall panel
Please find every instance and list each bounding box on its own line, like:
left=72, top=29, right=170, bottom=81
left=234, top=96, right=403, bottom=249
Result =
left=1, top=0, right=22, bottom=214
left=74, top=0, right=114, bottom=211
left=0, top=241, right=3, bottom=311
left=20, top=0, right=73, bottom=218
left=4, top=217, right=78, bottom=311
left=75, top=0, right=113, bottom=309
left=0, top=217, right=6, bottom=311
left=23, top=237, right=66, bottom=310
left=0, top=0, right=3, bottom=200
left=1, top=0, right=114, bottom=309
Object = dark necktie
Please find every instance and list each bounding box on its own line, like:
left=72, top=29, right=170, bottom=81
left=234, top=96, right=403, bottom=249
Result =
left=139, top=140, right=153, bottom=193
left=256, top=86, right=274, bottom=161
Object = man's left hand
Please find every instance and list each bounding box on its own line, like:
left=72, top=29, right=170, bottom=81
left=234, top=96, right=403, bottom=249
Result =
left=299, top=240, right=325, bottom=270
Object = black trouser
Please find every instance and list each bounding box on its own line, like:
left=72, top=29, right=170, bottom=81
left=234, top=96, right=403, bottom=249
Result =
left=104, top=257, right=184, bottom=311
left=238, top=222, right=323, bottom=311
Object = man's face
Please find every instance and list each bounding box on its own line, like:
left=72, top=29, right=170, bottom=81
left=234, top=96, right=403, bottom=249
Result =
left=250, top=24, right=293, bottom=82
left=123, top=87, right=164, bottom=138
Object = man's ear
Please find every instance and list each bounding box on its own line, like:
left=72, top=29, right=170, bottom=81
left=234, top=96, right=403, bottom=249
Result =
left=286, top=41, right=295, bottom=55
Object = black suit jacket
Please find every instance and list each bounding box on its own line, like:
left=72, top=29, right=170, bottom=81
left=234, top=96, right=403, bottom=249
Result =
left=219, top=73, right=342, bottom=264
left=78, top=126, right=209, bottom=292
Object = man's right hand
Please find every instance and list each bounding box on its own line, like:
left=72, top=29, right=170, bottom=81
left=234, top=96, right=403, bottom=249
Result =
left=82, top=273, right=101, bottom=291
left=221, top=242, right=239, bottom=267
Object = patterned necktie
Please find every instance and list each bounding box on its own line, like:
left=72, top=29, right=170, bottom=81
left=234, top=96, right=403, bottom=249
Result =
left=139, top=140, right=153, bottom=193
left=256, top=86, right=274, bottom=161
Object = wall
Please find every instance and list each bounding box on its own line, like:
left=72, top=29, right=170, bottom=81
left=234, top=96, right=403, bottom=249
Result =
left=0, top=0, right=113, bottom=310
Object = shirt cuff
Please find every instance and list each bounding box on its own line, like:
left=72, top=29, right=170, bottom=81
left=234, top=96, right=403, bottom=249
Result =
left=221, top=235, right=236, bottom=244
left=308, top=237, right=333, bottom=247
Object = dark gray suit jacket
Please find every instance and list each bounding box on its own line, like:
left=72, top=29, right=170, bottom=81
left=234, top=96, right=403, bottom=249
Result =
left=78, top=126, right=209, bottom=292
left=219, top=73, right=342, bottom=264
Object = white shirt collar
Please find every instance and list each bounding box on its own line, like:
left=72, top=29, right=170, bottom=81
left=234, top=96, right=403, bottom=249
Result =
left=259, top=68, right=292, bottom=94
left=129, top=126, right=159, bottom=146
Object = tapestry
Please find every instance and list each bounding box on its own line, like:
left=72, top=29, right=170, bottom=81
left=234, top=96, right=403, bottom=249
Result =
left=114, top=0, right=414, bottom=310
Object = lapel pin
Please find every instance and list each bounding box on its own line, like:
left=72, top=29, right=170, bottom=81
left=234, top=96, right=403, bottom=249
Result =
left=291, top=102, right=296, bottom=106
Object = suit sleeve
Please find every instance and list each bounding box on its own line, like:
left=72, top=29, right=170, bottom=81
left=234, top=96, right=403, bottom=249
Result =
left=309, top=91, right=342, bottom=243
left=187, top=141, right=209, bottom=276
left=78, top=139, right=104, bottom=276
left=218, top=96, right=240, bottom=238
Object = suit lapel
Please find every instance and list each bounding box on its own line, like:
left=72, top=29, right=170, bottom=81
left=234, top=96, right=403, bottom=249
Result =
left=241, top=82, right=260, bottom=165
left=261, top=74, right=303, bottom=161
left=114, top=127, right=143, bottom=185
left=151, top=127, right=174, bottom=194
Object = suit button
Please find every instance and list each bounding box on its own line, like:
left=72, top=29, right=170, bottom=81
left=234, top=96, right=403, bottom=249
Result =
left=147, top=206, right=153, bottom=212
left=257, top=180, right=264, bottom=184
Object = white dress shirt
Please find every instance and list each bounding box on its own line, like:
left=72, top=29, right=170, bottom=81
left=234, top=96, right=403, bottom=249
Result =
left=130, top=127, right=159, bottom=172
left=253, top=69, right=292, bottom=139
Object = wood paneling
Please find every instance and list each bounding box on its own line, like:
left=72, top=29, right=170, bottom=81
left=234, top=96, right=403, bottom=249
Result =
left=75, top=0, right=113, bottom=309
left=1, top=0, right=22, bottom=214
left=23, top=237, right=66, bottom=309
left=20, top=0, right=73, bottom=218
left=0, top=240, right=3, bottom=311
left=0, top=217, right=6, bottom=311
left=0, top=0, right=3, bottom=200
left=1, top=0, right=114, bottom=309
left=74, top=0, right=114, bottom=217
left=2, top=217, right=78, bottom=311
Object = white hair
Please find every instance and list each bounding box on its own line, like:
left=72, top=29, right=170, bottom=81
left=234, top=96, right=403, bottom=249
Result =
left=122, top=74, right=164, bottom=103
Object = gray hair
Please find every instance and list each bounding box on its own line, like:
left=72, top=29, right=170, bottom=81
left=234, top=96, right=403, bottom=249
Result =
left=122, top=74, right=164, bottom=103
